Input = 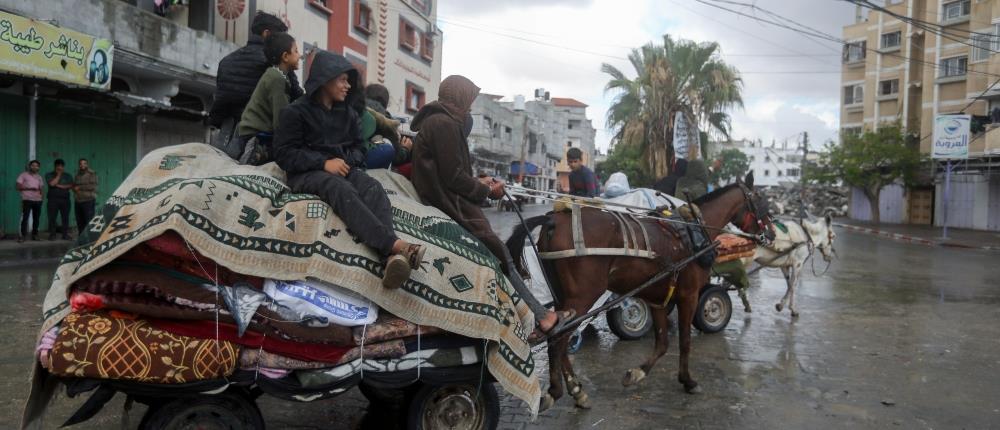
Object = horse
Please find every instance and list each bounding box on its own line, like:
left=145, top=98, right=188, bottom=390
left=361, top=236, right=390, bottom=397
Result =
left=506, top=172, right=774, bottom=411
left=752, top=215, right=836, bottom=317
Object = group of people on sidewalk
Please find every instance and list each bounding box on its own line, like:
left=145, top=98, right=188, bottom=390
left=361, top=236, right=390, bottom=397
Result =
left=15, top=158, right=98, bottom=243
left=207, top=12, right=576, bottom=342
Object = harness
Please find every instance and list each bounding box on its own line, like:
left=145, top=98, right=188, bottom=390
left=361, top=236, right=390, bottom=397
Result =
left=535, top=203, right=658, bottom=260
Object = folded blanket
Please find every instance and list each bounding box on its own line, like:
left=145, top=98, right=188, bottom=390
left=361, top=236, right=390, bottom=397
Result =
left=49, top=312, right=238, bottom=383
left=150, top=319, right=351, bottom=364
left=352, top=314, right=443, bottom=345
left=72, top=263, right=354, bottom=345
left=238, top=339, right=406, bottom=370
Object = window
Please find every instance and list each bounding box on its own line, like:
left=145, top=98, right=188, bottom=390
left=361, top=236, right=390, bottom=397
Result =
left=972, top=33, right=992, bottom=62
left=778, top=157, right=784, bottom=163
left=765, top=156, right=771, bottom=162
left=354, top=2, right=372, bottom=35
left=942, top=0, right=970, bottom=21
left=880, top=31, right=901, bottom=49
left=777, top=170, right=783, bottom=177
left=566, top=141, right=573, bottom=147
left=420, top=33, right=434, bottom=61
left=504, top=126, right=512, bottom=141
left=787, top=168, right=801, bottom=177
left=940, top=56, right=967, bottom=77
left=879, top=79, right=899, bottom=96
left=405, top=82, right=425, bottom=113
left=842, top=126, right=863, bottom=137
left=844, top=84, right=864, bottom=105
left=399, top=19, right=417, bottom=52
left=843, top=41, right=866, bottom=63
left=764, top=170, right=770, bottom=177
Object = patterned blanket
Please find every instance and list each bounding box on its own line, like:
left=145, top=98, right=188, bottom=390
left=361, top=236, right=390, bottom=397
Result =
left=38, top=143, right=539, bottom=413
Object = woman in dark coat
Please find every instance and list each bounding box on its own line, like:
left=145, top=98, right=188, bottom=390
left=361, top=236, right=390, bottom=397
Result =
left=272, top=51, right=424, bottom=289
left=410, top=75, right=573, bottom=342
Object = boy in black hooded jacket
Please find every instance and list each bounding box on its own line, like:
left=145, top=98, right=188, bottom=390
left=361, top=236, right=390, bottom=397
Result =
left=273, top=51, right=424, bottom=289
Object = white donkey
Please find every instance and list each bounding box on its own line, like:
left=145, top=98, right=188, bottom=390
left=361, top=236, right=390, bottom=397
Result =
left=752, top=214, right=836, bottom=317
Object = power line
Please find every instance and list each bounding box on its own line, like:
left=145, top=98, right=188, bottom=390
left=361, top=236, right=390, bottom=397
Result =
left=694, top=0, right=1000, bottom=80
left=844, top=0, right=1000, bottom=53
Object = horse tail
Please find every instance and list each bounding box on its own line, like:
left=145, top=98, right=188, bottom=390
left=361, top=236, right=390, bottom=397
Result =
left=505, top=214, right=552, bottom=275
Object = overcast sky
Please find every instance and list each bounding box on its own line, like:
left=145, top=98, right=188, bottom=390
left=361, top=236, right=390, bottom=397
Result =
left=437, top=0, right=857, bottom=152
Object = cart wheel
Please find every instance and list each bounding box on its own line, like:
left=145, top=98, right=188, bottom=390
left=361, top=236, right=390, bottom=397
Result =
left=406, top=382, right=499, bottom=430
left=567, top=331, right=584, bottom=354
left=139, top=389, right=264, bottom=430
left=607, top=296, right=652, bottom=340
left=694, top=285, right=732, bottom=334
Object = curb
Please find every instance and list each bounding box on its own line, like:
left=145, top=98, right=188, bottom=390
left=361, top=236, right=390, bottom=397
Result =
left=833, top=223, right=1000, bottom=252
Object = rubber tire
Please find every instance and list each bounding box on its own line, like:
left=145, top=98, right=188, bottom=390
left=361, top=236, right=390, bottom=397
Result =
left=607, top=296, right=653, bottom=340
left=693, top=285, right=732, bottom=334
left=406, top=382, right=500, bottom=430
left=139, top=390, right=264, bottom=430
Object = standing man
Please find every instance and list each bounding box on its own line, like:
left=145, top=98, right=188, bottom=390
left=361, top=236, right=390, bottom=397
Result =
left=45, top=159, right=73, bottom=240
left=565, top=147, right=598, bottom=198
left=209, top=12, right=304, bottom=159
left=15, top=160, right=43, bottom=243
left=73, top=158, right=98, bottom=236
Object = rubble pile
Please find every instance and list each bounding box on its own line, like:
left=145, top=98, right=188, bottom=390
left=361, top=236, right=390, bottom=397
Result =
left=762, top=183, right=848, bottom=218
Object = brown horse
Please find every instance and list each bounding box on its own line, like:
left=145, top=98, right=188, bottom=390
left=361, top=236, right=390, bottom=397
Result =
left=506, top=172, right=773, bottom=410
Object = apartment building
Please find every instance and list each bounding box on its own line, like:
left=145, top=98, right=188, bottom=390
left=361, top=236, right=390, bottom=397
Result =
left=840, top=0, right=1000, bottom=230
left=467, top=93, right=597, bottom=192
left=326, top=0, right=443, bottom=118
left=712, top=139, right=804, bottom=188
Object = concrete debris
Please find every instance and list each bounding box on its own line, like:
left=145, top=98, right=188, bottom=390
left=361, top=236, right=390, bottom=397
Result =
left=761, top=184, right=849, bottom=218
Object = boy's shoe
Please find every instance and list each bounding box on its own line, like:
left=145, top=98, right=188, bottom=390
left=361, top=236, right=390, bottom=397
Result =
left=381, top=244, right=425, bottom=289
left=17, top=236, right=24, bottom=243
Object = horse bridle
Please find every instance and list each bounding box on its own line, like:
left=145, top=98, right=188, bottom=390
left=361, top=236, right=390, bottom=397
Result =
left=735, top=182, right=773, bottom=246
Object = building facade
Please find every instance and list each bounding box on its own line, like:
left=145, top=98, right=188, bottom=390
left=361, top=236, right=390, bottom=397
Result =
left=840, top=0, right=1000, bottom=230
left=326, top=0, right=443, bottom=118
left=712, top=139, right=803, bottom=188
left=0, top=0, right=235, bottom=236
left=467, top=93, right=596, bottom=192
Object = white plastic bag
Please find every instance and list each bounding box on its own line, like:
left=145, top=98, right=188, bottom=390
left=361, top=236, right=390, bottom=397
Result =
left=264, top=279, right=378, bottom=326
left=603, top=172, right=630, bottom=198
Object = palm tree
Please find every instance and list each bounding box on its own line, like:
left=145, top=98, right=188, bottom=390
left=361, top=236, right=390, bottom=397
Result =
left=603, top=35, right=743, bottom=178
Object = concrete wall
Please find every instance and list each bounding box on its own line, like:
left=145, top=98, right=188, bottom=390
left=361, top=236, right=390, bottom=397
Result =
left=1, top=0, right=235, bottom=79
left=256, top=0, right=329, bottom=85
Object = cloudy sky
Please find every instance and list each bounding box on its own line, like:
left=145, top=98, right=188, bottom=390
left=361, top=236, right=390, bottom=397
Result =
left=437, top=0, right=857, bottom=152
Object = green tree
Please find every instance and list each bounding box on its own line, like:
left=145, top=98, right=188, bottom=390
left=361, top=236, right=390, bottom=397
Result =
left=807, top=124, right=923, bottom=223
left=602, top=34, right=743, bottom=179
left=596, top=143, right=653, bottom=188
left=710, top=148, right=750, bottom=185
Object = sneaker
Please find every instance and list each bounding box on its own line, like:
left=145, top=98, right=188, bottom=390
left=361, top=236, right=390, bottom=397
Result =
left=381, top=244, right=426, bottom=289
left=31, top=234, right=39, bottom=241
left=17, top=236, right=24, bottom=243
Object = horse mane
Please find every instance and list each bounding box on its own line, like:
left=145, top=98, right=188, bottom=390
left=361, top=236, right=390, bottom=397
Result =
left=691, top=183, right=740, bottom=205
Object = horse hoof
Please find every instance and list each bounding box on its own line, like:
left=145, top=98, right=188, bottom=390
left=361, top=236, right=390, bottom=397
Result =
left=791, top=310, right=800, bottom=318
left=685, top=384, right=702, bottom=394
left=745, top=306, right=752, bottom=313
left=573, top=392, right=592, bottom=409
left=775, top=303, right=783, bottom=312
left=622, top=368, right=646, bottom=387
left=539, top=393, right=555, bottom=412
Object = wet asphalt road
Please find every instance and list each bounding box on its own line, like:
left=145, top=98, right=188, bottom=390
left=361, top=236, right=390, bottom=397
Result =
left=2, top=204, right=999, bottom=429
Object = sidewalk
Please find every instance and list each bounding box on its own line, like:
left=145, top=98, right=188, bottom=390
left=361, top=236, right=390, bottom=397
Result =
left=0, top=237, right=74, bottom=268
left=834, top=218, right=1000, bottom=251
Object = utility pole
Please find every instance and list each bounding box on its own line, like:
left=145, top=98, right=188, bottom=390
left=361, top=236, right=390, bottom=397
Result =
left=799, top=131, right=809, bottom=220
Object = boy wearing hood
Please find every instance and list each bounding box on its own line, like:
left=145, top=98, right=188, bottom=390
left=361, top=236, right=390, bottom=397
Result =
left=410, top=75, right=573, bottom=343
left=273, top=51, right=424, bottom=289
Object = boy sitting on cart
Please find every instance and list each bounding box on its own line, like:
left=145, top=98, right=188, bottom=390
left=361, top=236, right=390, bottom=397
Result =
left=272, top=51, right=425, bottom=289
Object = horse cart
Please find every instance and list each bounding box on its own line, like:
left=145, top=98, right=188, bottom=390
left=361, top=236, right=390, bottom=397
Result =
left=23, top=145, right=542, bottom=430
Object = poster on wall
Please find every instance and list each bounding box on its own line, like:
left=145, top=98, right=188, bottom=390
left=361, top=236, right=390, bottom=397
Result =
left=931, top=114, right=970, bottom=159
left=0, top=11, right=114, bottom=90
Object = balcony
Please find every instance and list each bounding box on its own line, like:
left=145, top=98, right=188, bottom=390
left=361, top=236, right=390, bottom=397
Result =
left=980, top=125, right=1000, bottom=156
